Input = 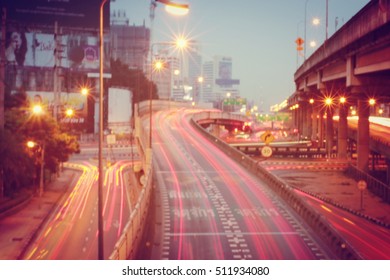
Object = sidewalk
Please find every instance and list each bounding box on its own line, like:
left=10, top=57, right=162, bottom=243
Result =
left=261, top=159, right=390, bottom=227
left=0, top=169, right=80, bottom=260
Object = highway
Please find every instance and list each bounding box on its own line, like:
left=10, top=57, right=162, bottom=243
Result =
left=144, top=108, right=335, bottom=259
left=23, top=159, right=134, bottom=260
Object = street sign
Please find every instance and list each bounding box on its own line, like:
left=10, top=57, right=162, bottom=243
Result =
left=261, top=146, right=273, bottom=158
left=107, top=134, right=116, bottom=145
left=357, top=180, right=367, bottom=190
left=295, top=37, right=304, bottom=46
left=260, top=131, right=275, bottom=145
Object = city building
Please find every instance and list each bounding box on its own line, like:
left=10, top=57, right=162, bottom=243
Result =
left=202, top=56, right=240, bottom=107
left=110, top=10, right=150, bottom=71
left=1, top=0, right=110, bottom=133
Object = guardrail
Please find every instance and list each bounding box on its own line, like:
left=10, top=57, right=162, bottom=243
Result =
left=191, top=112, right=362, bottom=259
left=345, top=165, right=390, bottom=203
left=234, top=145, right=338, bottom=159
left=108, top=101, right=153, bottom=260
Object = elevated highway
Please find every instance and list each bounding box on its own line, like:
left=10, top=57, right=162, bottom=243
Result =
left=286, top=0, right=390, bottom=173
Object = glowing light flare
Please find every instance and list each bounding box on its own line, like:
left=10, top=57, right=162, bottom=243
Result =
left=340, top=97, right=346, bottom=104
left=27, top=141, right=36, bottom=148
left=325, top=97, right=333, bottom=106
left=369, top=98, right=376, bottom=106
left=81, top=87, right=89, bottom=95
left=153, top=60, right=165, bottom=72
left=65, top=108, right=74, bottom=117
left=309, top=98, right=314, bottom=104
left=165, top=5, right=189, bottom=16
left=176, top=37, right=187, bottom=49
left=312, top=17, right=320, bottom=25
left=32, top=104, right=44, bottom=115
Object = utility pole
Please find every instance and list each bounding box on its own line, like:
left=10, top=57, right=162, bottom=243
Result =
left=0, top=7, right=6, bottom=200
left=53, top=22, right=63, bottom=121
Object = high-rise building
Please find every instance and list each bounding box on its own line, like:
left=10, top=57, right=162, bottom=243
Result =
left=110, top=10, right=150, bottom=71
left=186, top=41, right=202, bottom=101
left=202, top=56, right=240, bottom=105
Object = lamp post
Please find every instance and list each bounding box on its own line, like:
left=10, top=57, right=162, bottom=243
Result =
left=98, top=0, right=108, bottom=260
left=148, top=38, right=188, bottom=152
left=148, top=1, right=189, bottom=155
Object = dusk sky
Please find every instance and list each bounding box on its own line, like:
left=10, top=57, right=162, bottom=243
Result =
left=111, top=0, right=370, bottom=112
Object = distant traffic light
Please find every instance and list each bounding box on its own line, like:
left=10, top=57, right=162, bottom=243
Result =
left=295, top=37, right=304, bottom=51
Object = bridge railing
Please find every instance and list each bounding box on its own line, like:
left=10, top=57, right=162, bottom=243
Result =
left=295, top=0, right=390, bottom=79
left=345, top=165, right=390, bottom=203
left=234, top=145, right=338, bottom=159
left=191, top=112, right=362, bottom=259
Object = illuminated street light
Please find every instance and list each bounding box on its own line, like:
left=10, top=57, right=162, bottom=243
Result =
left=165, top=4, right=189, bottom=16
left=325, top=97, right=333, bottom=106
left=81, top=87, right=89, bottom=96
left=32, top=104, right=44, bottom=115
left=340, top=96, right=347, bottom=104
left=65, top=108, right=74, bottom=117
left=369, top=98, right=376, bottom=106
left=176, top=37, right=188, bottom=49
left=154, top=60, right=164, bottom=70
left=148, top=38, right=189, bottom=150
left=309, top=98, right=314, bottom=104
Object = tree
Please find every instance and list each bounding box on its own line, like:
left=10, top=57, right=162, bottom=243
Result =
left=109, top=59, right=158, bottom=117
left=0, top=91, right=80, bottom=199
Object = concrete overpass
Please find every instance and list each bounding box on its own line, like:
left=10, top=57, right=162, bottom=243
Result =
left=287, top=0, right=390, bottom=172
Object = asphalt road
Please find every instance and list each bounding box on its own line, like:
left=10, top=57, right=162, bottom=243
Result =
left=142, top=108, right=335, bottom=260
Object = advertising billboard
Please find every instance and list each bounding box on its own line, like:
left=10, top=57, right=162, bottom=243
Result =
left=4, top=0, right=109, bottom=29
left=5, top=31, right=101, bottom=70
left=27, top=91, right=88, bottom=127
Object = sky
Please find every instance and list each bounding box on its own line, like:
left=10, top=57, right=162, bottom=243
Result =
left=111, top=0, right=370, bottom=112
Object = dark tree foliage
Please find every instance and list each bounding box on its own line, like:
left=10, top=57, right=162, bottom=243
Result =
left=109, top=58, right=158, bottom=116
left=0, top=91, right=80, bottom=198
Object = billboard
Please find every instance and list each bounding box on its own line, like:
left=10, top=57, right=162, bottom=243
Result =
left=4, top=0, right=110, bottom=29
left=6, top=31, right=101, bottom=70
left=108, top=88, right=132, bottom=134
left=27, top=91, right=88, bottom=126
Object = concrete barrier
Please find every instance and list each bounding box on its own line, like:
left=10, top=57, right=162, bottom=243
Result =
left=190, top=112, right=362, bottom=260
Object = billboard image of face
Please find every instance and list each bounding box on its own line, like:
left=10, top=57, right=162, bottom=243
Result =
left=5, top=29, right=28, bottom=66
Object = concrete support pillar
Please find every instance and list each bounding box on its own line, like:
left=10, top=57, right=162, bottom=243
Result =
left=297, top=105, right=302, bottom=139
left=311, top=105, right=319, bottom=143
left=301, top=102, right=309, bottom=139
left=386, top=158, right=390, bottom=185
left=211, top=124, right=221, bottom=137
left=338, top=104, right=348, bottom=160
left=325, top=107, right=334, bottom=158
left=318, top=108, right=325, bottom=148
left=307, top=103, right=313, bottom=140
left=357, top=99, right=370, bottom=172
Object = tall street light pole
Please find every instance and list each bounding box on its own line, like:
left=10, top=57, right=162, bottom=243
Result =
left=98, top=0, right=108, bottom=260
left=148, top=39, right=187, bottom=150
left=147, top=0, right=189, bottom=156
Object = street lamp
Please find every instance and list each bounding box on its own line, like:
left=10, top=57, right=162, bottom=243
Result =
left=148, top=38, right=188, bottom=151
left=98, top=0, right=109, bottom=260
